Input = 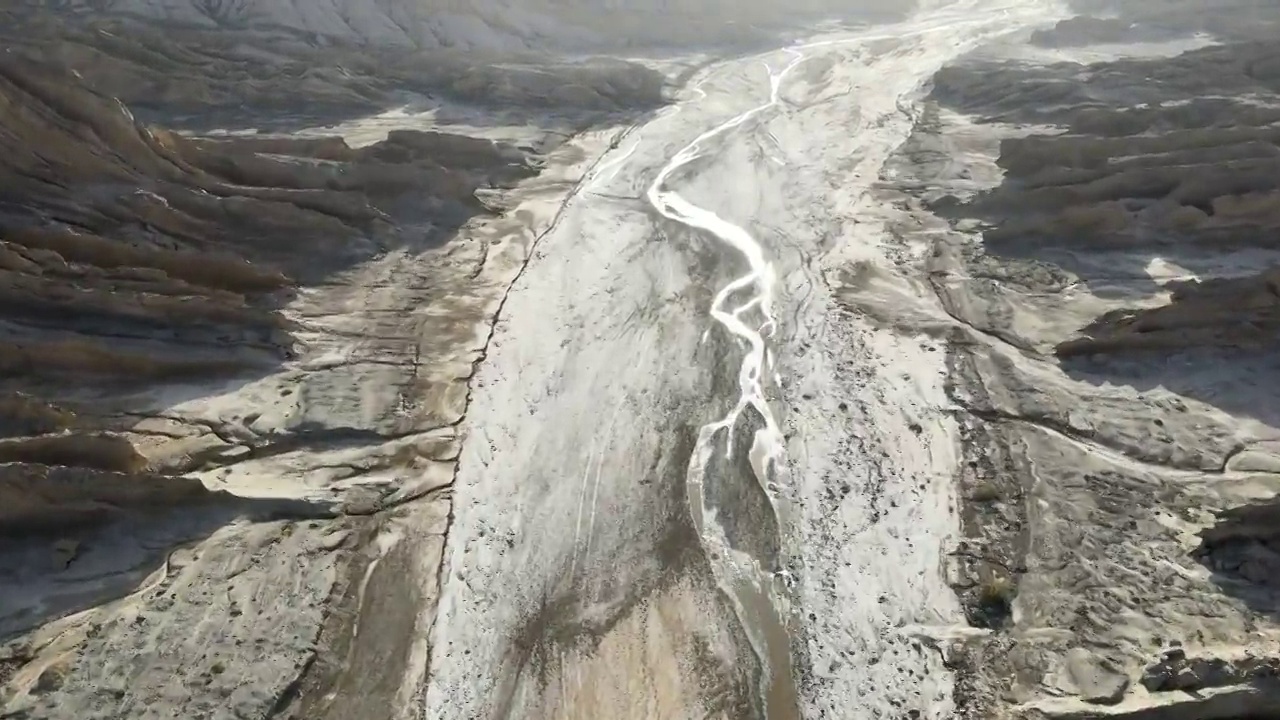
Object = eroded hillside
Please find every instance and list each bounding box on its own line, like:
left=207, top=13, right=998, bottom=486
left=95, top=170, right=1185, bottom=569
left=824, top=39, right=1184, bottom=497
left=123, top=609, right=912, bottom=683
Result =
left=0, top=5, right=670, bottom=127
left=886, top=4, right=1280, bottom=718
left=16, top=0, right=910, bottom=49
left=0, top=2, right=670, bottom=716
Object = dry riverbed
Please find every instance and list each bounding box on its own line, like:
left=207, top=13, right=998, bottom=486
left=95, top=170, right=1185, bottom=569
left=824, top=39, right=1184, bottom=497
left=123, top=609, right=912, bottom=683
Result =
left=8, top=1, right=1280, bottom=720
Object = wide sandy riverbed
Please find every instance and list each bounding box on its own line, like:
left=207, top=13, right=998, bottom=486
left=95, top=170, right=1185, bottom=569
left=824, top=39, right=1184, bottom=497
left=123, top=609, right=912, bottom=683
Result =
left=418, top=2, right=1063, bottom=718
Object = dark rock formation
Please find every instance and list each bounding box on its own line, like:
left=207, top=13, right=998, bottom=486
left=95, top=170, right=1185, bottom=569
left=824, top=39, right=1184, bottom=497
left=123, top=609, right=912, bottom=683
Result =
left=931, top=36, right=1280, bottom=360
left=1054, top=0, right=1280, bottom=43
left=1, top=4, right=672, bottom=126
left=910, top=5, right=1280, bottom=719
left=0, top=0, right=647, bottom=716
left=0, top=52, right=541, bottom=537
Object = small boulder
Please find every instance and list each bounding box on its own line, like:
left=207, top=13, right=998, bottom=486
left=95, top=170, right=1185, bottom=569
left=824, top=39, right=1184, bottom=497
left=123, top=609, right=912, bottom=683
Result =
left=1066, top=647, right=1131, bottom=705
left=1171, top=666, right=1202, bottom=691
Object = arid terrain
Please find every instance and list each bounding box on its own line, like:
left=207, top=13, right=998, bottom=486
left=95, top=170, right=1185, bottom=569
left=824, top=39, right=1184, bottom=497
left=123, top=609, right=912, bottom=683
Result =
left=4, top=0, right=1280, bottom=719
left=0, top=3, right=677, bottom=718
left=887, top=1, right=1280, bottom=717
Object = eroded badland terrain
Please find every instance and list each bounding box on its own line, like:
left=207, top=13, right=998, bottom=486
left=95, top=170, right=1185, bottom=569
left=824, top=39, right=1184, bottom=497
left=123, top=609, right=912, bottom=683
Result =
left=0, top=3, right=676, bottom=717
left=884, top=1, right=1280, bottom=718
left=5, top=0, right=1280, bottom=719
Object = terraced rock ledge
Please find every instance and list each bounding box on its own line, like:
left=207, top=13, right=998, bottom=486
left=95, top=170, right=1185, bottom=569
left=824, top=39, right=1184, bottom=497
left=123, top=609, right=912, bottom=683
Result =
left=0, top=4, right=676, bottom=717
left=878, top=3, right=1280, bottom=718
left=12, top=1, right=1280, bottom=719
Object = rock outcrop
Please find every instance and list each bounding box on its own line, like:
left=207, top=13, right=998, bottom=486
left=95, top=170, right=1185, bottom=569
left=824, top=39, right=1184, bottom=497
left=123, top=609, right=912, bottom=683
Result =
left=0, top=49, right=539, bottom=533
left=932, top=38, right=1280, bottom=358
left=883, top=7, right=1280, bottom=719
left=18, top=0, right=910, bottom=50
left=0, top=1, right=643, bottom=716
left=1046, top=0, right=1280, bottom=43
left=0, top=6, right=669, bottom=127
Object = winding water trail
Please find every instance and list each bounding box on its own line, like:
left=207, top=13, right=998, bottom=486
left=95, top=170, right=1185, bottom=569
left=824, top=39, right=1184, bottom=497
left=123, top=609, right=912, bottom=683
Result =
left=423, top=3, right=1069, bottom=717
left=645, top=47, right=809, bottom=719
left=640, top=7, right=1058, bottom=714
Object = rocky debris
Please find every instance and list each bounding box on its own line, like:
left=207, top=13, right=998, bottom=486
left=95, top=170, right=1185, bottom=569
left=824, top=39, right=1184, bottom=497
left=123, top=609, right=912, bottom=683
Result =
left=888, top=6, right=1280, bottom=719
left=1135, top=647, right=1271, bottom=695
